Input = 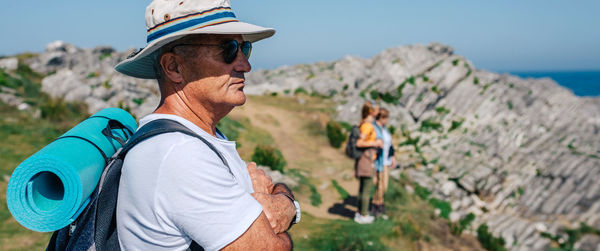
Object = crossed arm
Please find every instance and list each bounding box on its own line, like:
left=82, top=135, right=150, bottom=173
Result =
left=221, top=163, right=296, bottom=250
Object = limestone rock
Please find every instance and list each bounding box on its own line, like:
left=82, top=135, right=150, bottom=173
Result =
left=0, top=57, right=18, bottom=70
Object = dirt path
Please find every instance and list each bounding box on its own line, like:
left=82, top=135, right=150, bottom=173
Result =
left=230, top=97, right=359, bottom=220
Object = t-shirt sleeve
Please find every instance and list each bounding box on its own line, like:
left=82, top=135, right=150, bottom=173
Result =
left=157, top=139, right=263, bottom=251
left=359, top=123, right=374, bottom=140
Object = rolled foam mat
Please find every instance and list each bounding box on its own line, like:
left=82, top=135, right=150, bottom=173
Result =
left=6, top=108, right=137, bottom=232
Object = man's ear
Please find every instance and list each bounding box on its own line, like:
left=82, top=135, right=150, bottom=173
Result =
left=160, top=52, right=184, bottom=83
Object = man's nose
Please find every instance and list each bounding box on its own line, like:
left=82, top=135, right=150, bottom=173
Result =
left=233, top=47, right=251, bottom=73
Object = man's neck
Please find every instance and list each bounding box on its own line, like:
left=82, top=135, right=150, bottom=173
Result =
left=154, top=94, right=232, bottom=137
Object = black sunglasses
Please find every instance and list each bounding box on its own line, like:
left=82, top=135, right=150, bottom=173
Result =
left=171, top=40, right=252, bottom=64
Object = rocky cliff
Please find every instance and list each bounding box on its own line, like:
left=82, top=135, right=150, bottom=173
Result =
left=2, top=41, right=599, bottom=250
left=246, top=43, right=600, bottom=251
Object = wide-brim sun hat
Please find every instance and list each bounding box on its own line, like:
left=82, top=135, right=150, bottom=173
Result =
left=115, top=0, right=275, bottom=79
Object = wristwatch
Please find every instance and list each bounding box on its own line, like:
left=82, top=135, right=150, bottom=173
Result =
left=292, top=200, right=301, bottom=224
left=281, top=193, right=301, bottom=224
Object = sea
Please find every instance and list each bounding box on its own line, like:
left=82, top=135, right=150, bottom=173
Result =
left=509, top=71, right=600, bottom=97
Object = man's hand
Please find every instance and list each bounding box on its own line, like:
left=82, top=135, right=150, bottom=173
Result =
left=251, top=193, right=296, bottom=234
left=247, top=162, right=274, bottom=194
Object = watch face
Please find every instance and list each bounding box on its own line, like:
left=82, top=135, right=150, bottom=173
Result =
left=294, top=201, right=301, bottom=224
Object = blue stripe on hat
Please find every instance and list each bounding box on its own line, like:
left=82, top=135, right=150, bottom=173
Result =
left=147, top=11, right=237, bottom=43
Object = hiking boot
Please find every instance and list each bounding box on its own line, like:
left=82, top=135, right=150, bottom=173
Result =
left=354, top=213, right=374, bottom=224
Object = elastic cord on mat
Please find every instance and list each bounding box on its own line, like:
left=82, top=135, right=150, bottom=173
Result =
left=54, top=136, right=109, bottom=164
left=89, top=116, right=134, bottom=136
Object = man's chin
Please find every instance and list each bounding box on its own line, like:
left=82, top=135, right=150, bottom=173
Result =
left=231, top=92, right=247, bottom=106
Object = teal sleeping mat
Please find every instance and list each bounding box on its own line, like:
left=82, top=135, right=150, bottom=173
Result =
left=6, top=108, right=137, bottom=232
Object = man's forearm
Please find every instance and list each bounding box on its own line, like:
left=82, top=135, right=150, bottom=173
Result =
left=275, top=232, right=292, bottom=250
left=251, top=193, right=296, bottom=233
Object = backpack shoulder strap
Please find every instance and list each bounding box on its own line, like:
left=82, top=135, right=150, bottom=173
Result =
left=117, top=119, right=230, bottom=170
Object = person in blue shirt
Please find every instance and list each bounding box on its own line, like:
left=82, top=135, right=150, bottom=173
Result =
left=372, top=108, right=395, bottom=218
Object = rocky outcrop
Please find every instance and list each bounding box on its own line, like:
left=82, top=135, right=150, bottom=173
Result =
left=245, top=43, right=600, bottom=250
left=24, top=41, right=159, bottom=117
left=13, top=41, right=600, bottom=250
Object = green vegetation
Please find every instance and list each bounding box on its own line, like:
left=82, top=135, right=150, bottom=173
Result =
left=416, top=92, right=425, bottom=102
left=102, top=79, right=111, bottom=89
left=419, top=118, right=443, bottom=133
left=431, top=85, right=441, bottom=95
left=428, top=198, right=451, bottom=220
left=464, top=63, right=472, bottom=77
left=295, top=216, right=395, bottom=250
left=451, top=213, right=475, bottom=235
left=449, top=119, right=464, bottom=132
left=306, top=71, right=316, bottom=80
left=217, top=116, right=245, bottom=142
left=405, top=76, right=416, bottom=86
left=251, top=144, right=287, bottom=173
left=473, top=77, right=480, bottom=85
left=288, top=169, right=322, bottom=207
left=507, top=100, right=513, bottom=110
left=331, top=179, right=349, bottom=200
left=480, top=82, right=494, bottom=95
left=477, top=223, right=507, bottom=251
left=0, top=65, right=90, bottom=249
left=380, top=92, right=398, bottom=105
left=98, top=52, right=112, bottom=61
left=388, top=125, right=396, bottom=135
left=540, top=222, right=600, bottom=251
left=369, top=90, right=379, bottom=100
left=338, top=121, right=352, bottom=132
left=86, top=72, right=99, bottom=79
left=414, top=183, right=431, bottom=200
left=452, top=59, right=460, bottom=66
left=396, top=82, right=406, bottom=99
left=325, top=121, right=346, bottom=148
left=294, top=87, right=308, bottom=95
left=132, top=97, right=144, bottom=106
left=435, top=106, right=450, bottom=115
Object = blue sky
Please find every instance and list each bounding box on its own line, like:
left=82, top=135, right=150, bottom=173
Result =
left=1, top=0, right=599, bottom=72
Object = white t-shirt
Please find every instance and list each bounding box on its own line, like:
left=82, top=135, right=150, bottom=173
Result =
left=116, top=113, right=262, bottom=251
left=381, top=126, right=393, bottom=166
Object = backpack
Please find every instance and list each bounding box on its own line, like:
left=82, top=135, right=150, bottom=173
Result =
left=345, top=125, right=363, bottom=159
left=47, top=119, right=229, bottom=251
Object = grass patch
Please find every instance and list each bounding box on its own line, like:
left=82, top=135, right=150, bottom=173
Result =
left=428, top=198, right=451, bottom=220
left=251, top=144, right=287, bottom=173
left=295, top=217, right=395, bottom=250
left=325, top=121, right=346, bottom=148
left=294, top=87, right=308, bottom=95
left=217, top=116, right=245, bottom=142
left=477, top=223, right=507, bottom=251
left=451, top=213, right=475, bottom=235
left=0, top=100, right=88, bottom=249
left=331, top=179, right=350, bottom=200
left=288, top=169, right=322, bottom=206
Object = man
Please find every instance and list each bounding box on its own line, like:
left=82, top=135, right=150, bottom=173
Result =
left=114, top=0, right=300, bottom=250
